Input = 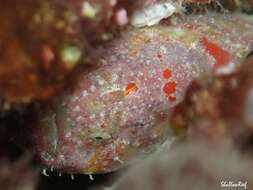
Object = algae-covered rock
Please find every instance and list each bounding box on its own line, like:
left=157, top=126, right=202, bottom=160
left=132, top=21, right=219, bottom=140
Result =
left=28, top=13, right=253, bottom=174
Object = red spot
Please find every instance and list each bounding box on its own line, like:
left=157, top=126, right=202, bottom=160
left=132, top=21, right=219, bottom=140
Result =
left=163, top=68, right=172, bottom=79
left=168, top=96, right=177, bottom=102
left=157, top=52, right=163, bottom=61
left=163, top=81, right=177, bottom=96
left=125, top=83, right=138, bottom=96
left=200, top=37, right=230, bottom=67
left=40, top=86, right=56, bottom=100
left=183, top=24, right=195, bottom=31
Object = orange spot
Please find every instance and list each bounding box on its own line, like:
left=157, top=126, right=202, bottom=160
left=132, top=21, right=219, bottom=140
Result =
left=125, top=83, right=138, bottom=96
left=163, top=81, right=177, bottom=96
left=163, top=68, right=172, bottom=79
left=86, top=153, right=105, bottom=173
left=168, top=96, right=177, bottom=102
left=41, top=46, right=55, bottom=70
left=101, top=123, right=107, bottom=128
left=200, top=37, right=230, bottom=67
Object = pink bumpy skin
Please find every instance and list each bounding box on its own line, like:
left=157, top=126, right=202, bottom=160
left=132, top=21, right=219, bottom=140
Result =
left=30, top=13, right=253, bottom=174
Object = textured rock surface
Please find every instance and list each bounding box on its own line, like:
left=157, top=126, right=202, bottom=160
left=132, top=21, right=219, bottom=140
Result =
left=171, top=55, right=253, bottom=143
left=29, top=13, right=253, bottom=174
left=111, top=141, right=253, bottom=190
left=173, top=13, right=253, bottom=73
left=1, top=0, right=252, bottom=103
